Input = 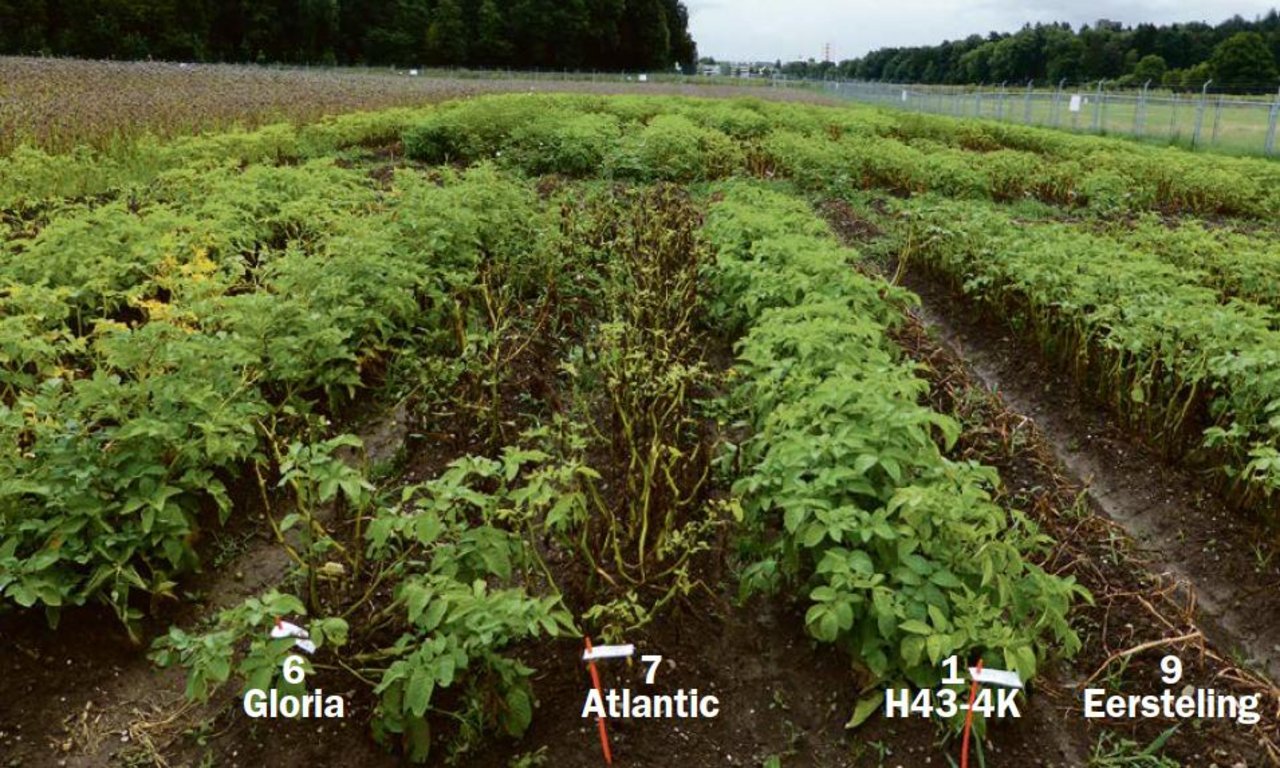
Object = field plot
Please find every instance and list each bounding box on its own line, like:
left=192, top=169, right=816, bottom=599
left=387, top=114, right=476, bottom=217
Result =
left=2, top=90, right=1280, bottom=767
left=0, top=57, right=832, bottom=156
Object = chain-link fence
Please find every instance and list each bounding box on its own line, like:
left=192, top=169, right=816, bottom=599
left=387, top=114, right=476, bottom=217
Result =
left=820, top=79, right=1280, bottom=156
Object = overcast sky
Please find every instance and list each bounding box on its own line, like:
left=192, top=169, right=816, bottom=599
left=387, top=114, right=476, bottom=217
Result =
left=685, top=1, right=1279, bottom=61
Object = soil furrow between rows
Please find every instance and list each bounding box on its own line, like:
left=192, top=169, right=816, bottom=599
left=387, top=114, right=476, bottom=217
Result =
left=898, top=260, right=1280, bottom=678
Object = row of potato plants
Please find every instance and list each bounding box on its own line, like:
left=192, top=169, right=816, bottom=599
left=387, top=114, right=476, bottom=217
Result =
left=891, top=195, right=1280, bottom=515
left=701, top=181, right=1085, bottom=715
left=1108, top=216, right=1280, bottom=312
left=880, top=112, right=1280, bottom=217
left=390, top=94, right=1279, bottom=220
left=0, top=107, right=425, bottom=215
left=154, top=180, right=731, bottom=763
left=153, top=437, right=578, bottom=764
left=0, top=155, right=549, bottom=632
left=150, top=161, right=589, bottom=762
left=762, top=124, right=1279, bottom=219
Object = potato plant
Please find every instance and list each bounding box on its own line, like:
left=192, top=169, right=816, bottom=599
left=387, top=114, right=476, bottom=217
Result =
left=703, top=182, right=1085, bottom=705
left=895, top=196, right=1280, bottom=514
left=0, top=156, right=549, bottom=632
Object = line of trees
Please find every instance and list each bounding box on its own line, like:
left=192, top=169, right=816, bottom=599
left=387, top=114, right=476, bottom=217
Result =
left=790, top=12, right=1280, bottom=92
left=0, top=0, right=698, bottom=72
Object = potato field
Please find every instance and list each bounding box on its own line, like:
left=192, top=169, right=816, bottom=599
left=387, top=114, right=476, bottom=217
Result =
left=2, top=87, right=1280, bottom=767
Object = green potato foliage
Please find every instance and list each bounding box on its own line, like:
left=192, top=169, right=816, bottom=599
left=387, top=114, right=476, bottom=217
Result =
left=705, top=182, right=1087, bottom=699
left=0, top=155, right=548, bottom=630
left=899, top=195, right=1280, bottom=513
left=762, top=106, right=1280, bottom=218
left=402, top=95, right=745, bottom=182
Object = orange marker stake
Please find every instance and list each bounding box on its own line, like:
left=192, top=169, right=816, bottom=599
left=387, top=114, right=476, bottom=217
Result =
left=960, top=659, right=984, bottom=768
left=584, top=636, right=614, bottom=765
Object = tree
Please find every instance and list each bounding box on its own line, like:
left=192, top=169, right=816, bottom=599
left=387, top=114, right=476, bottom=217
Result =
left=1209, top=31, right=1279, bottom=90
left=838, top=10, right=1280, bottom=88
left=1183, top=60, right=1213, bottom=89
left=1044, top=27, right=1084, bottom=82
left=0, top=0, right=697, bottom=72
left=958, top=44, right=993, bottom=83
left=473, top=0, right=513, bottom=65
left=988, top=28, right=1040, bottom=82
left=300, top=0, right=340, bottom=63
left=618, top=0, right=670, bottom=70
left=1131, top=53, right=1167, bottom=84
left=425, top=0, right=469, bottom=66
left=1078, top=22, right=1126, bottom=79
left=663, top=0, right=696, bottom=72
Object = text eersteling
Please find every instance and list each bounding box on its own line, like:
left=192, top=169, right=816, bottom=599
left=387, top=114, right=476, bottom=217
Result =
left=1082, top=687, right=1261, bottom=725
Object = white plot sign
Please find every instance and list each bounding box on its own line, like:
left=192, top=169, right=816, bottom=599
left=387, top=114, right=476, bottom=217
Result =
left=1068, top=94, right=1083, bottom=112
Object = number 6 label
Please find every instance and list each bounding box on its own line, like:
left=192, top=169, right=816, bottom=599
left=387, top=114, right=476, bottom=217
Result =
left=283, top=654, right=308, bottom=684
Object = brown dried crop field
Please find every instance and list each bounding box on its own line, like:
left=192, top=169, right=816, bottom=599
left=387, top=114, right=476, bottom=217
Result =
left=0, top=57, right=834, bottom=154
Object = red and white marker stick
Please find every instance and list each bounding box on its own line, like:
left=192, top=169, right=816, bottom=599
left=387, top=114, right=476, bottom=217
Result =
left=583, top=636, right=614, bottom=765
left=960, top=659, right=984, bottom=768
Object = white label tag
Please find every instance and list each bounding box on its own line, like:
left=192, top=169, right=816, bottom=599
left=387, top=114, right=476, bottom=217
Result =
left=969, top=667, right=1024, bottom=689
left=271, top=620, right=316, bottom=655
left=583, top=644, right=635, bottom=661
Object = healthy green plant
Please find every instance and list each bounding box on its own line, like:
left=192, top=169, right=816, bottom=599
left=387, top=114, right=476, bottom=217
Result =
left=158, top=439, right=576, bottom=764
left=762, top=106, right=1280, bottom=218
left=892, top=194, right=1280, bottom=515
left=0, top=157, right=550, bottom=627
left=704, top=181, right=1086, bottom=708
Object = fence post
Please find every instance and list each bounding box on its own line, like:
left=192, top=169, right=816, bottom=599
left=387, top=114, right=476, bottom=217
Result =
left=995, top=81, right=1006, bottom=120
left=1169, top=91, right=1179, bottom=140
left=1092, top=79, right=1105, bottom=132
left=1211, top=94, right=1224, bottom=145
left=1266, top=87, right=1280, bottom=156
left=1052, top=78, right=1066, bottom=127
left=1192, top=79, right=1212, bottom=149
left=1023, top=79, right=1033, bottom=123
left=1134, top=79, right=1151, bottom=136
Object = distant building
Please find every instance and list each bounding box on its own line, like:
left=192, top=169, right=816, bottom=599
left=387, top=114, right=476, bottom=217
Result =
left=698, top=61, right=774, bottom=79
